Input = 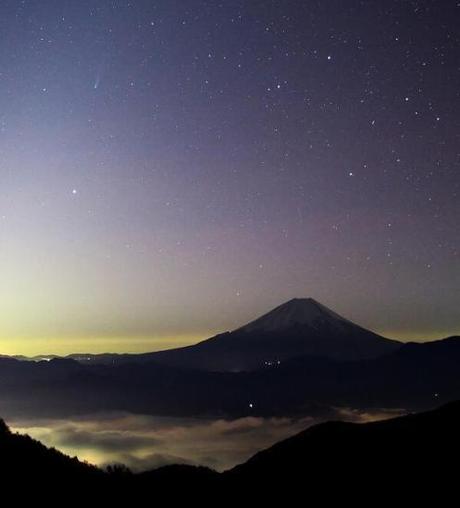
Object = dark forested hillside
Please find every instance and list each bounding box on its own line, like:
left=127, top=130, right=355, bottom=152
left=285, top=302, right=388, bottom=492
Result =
left=1, top=401, right=459, bottom=501
left=0, top=336, right=459, bottom=420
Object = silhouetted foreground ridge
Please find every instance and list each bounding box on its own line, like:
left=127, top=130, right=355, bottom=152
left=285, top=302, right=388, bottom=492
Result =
left=1, top=401, right=459, bottom=500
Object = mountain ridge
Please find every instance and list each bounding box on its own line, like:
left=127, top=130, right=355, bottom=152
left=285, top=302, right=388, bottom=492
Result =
left=1, top=298, right=400, bottom=370
left=137, top=297, right=400, bottom=370
left=0, top=335, right=459, bottom=419
left=1, top=401, right=459, bottom=499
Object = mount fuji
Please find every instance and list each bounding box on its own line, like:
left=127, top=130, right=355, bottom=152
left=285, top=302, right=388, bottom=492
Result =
left=126, top=298, right=401, bottom=371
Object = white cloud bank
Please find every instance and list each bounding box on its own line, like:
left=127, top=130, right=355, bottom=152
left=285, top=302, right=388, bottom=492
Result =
left=9, top=407, right=404, bottom=472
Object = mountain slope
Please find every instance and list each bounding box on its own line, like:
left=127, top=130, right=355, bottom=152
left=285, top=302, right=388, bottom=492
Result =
left=0, top=336, right=459, bottom=419
left=0, top=418, right=217, bottom=496
left=4, top=298, right=400, bottom=372
left=137, top=298, right=400, bottom=371
left=1, top=402, right=459, bottom=500
left=0, top=418, right=102, bottom=484
left=228, top=400, right=460, bottom=494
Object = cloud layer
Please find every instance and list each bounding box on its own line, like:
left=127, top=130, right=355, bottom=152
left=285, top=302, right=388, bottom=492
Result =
left=9, top=408, right=403, bottom=472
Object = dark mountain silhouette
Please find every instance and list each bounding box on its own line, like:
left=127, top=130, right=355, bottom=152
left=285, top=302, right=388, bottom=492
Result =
left=1, top=402, right=459, bottom=500
left=62, top=298, right=400, bottom=371
left=226, top=400, right=459, bottom=499
left=0, top=335, right=459, bottom=420
left=0, top=417, right=102, bottom=485
left=0, top=417, right=217, bottom=496
left=0, top=299, right=457, bottom=420
left=243, top=334, right=460, bottom=412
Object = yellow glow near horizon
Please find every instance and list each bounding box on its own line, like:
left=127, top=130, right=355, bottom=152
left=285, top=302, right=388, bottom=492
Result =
left=377, top=329, right=458, bottom=342
left=0, top=333, right=206, bottom=357
left=0, top=327, right=458, bottom=357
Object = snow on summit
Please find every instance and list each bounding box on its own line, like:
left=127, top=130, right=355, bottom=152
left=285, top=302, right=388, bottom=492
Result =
left=237, top=298, right=351, bottom=333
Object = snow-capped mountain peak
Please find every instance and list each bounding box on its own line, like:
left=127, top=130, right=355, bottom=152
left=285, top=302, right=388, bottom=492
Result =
left=237, top=298, right=351, bottom=333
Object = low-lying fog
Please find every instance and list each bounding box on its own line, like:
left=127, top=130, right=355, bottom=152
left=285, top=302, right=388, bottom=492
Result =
left=8, top=408, right=404, bottom=472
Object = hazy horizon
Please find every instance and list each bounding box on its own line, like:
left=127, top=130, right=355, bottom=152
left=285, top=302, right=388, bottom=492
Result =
left=1, top=295, right=458, bottom=357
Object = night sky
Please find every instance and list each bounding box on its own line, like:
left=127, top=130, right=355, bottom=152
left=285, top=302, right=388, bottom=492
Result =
left=1, top=0, right=458, bottom=355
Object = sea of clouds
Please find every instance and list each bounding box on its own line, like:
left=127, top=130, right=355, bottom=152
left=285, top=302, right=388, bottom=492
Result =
left=9, top=408, right=404, bottom=472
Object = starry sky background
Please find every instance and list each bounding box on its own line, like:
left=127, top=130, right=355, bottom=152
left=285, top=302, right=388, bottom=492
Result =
left=0, top=0, right=458, bottom=355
